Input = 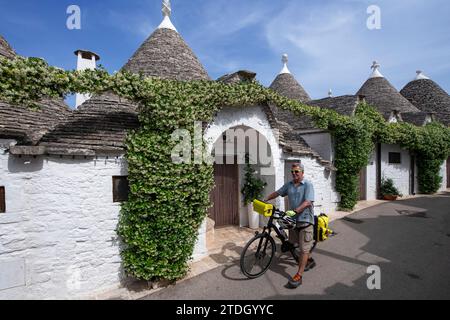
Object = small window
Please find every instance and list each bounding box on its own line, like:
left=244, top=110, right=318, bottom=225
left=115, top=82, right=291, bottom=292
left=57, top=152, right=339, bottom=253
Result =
left=112, top=176, right=129, bottom=203
left=389, top=152, right=401, bottom=164
left=0, top=186, right=5, bottom=213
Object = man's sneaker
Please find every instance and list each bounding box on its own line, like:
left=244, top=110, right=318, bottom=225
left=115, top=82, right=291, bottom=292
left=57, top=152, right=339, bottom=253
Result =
left=305, top=258, right=316, bottom=272
left=286, top=273, right=302, bottom=289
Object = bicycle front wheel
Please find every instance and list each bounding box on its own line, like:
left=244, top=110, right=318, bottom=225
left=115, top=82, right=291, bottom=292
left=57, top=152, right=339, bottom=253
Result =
left=240, top=232, right=276, bottom=279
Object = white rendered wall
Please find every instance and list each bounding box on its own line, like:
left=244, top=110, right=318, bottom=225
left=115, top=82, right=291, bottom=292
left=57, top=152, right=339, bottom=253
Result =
left=0, top=153, right=132, bottom=299
left=439, top=160, right=447, bottom=192
left=380, top=144, right=411, bottom=197
left=301, top=132, right=334, bottom=162
left=0, top=151, right=209, bottom=299
left=366, top=149, right=378, bottom=200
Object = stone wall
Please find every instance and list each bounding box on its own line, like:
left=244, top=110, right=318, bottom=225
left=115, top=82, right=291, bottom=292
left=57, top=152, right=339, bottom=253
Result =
left=301, top=132, right=333, bottom=162
left=380, top=144, right=411, bottom=197
left=0, top=150, right=129, bottom=299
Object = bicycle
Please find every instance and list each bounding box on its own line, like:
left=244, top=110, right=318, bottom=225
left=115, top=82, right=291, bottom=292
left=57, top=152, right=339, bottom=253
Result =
left=240, top=203, right=317, bottom=279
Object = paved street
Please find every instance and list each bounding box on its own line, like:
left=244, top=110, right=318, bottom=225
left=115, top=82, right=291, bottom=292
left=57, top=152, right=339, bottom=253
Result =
left=142, top=192, right=450, bottom=300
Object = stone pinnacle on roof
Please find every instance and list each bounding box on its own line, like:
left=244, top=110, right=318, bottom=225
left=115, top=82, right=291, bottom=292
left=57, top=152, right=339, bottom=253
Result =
left=370, top=61, right=384, bottom=78
left=415, top=70, right=430, bottom=80
left=328, top=89, right=333, bottom=98
left=158, top=0, right=177, bottom=32
left=279, top=54, right=291, bottom=74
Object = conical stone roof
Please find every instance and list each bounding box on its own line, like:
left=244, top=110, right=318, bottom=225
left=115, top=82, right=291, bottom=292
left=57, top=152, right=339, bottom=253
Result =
left=0, top=35, right=72, bottom=145
left=39, top=92, right=138, bottom=155
left=270, top=73, right=311, bottom=103
left=0, top=35, right=15, bottom=59
left=400, top=77, right=450, bottom=126
left=122, top=28, right=209, bottom=81
left=356, top=66, right=419, bottom=119
left=269, top=54, right=310, bottom=103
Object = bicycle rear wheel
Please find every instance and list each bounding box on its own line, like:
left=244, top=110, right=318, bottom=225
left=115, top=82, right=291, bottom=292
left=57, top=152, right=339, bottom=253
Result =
left=240, top=232, right=276, bottom=279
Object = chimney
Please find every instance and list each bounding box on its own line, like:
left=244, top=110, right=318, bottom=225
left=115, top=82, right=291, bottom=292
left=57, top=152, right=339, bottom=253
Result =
left=74, top=50, right=100, bottom=108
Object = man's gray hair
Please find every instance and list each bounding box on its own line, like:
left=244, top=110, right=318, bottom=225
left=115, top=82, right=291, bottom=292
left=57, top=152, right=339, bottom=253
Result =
left=292, top=163, right=305, bottom=171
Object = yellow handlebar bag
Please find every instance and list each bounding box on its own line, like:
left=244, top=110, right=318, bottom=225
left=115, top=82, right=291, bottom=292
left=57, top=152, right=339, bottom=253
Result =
left=253, top=200, right=274, bottom=217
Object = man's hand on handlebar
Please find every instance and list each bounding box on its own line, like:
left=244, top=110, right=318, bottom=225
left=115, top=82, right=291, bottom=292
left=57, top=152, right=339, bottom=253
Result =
left=285, top=210, right=296, bottom=217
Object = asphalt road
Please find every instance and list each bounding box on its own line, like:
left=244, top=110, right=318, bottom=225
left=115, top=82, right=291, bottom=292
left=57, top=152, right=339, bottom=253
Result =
left=142, top=192, right=450, bottom=300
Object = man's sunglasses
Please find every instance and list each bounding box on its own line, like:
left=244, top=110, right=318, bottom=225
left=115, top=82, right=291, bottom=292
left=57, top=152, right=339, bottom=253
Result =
left=291, top=170, right=303, bottom=174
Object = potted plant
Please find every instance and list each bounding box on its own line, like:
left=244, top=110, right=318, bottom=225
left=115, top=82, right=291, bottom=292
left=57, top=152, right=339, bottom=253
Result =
left=241, top=155, right=267, bottom=229
left=380, top=178, right=402, bottom=200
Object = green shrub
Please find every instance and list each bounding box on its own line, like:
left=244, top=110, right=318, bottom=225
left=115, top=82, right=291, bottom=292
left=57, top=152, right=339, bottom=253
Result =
left=380, top=178, right=402, bottom=197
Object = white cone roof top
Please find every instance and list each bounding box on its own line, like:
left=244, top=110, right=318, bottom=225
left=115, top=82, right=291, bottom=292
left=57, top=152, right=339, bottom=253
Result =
left=370, top=61, right=384, bottom=79
left=157, top=0, right=177, bottom=32
left=369, top=61, right=384, bottom=78
left=415, top=70, right=430, bottom=80
left=279, top=54, right=291, bottom=75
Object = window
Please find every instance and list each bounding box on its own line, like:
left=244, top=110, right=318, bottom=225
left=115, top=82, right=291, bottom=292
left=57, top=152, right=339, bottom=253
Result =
left=112, top=176, right=129, bottom=203
left=389, top=152, right=401, bottom=164
left=0, top=187, right=5, bottom=213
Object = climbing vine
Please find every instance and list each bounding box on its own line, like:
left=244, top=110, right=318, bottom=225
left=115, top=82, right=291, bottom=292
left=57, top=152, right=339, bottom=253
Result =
left=1, top=56, right=449, bottom=280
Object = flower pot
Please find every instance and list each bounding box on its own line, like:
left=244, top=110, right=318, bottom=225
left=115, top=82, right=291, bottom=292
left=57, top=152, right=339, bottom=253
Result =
left=383, top=195, right=398, bottom=201
left=247, top=203, right=259, bottom=229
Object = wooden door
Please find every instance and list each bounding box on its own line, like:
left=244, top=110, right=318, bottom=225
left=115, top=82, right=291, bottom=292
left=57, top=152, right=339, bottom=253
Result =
left=209, top=162, right=239, bottom=227
left=358, top=167, right=367, bottom=200
left=447, top=157, right=450, bottom=188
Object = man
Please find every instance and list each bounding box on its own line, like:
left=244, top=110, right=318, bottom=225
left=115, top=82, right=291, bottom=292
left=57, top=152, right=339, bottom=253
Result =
left=264, top=163, right=316, bottom=288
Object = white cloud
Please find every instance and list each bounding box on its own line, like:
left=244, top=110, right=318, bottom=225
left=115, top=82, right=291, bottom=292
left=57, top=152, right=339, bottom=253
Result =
left=199, top=0, right=270, bottom=36
left=107, top=9, right=155, bottom=38
left=263, top=0, right=450, bottom=98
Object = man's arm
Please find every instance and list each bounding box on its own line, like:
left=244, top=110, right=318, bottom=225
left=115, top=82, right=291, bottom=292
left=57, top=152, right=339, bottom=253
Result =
left=264, top=192, right=279, bottom=202
left=294, top=200, right=313, bottom=214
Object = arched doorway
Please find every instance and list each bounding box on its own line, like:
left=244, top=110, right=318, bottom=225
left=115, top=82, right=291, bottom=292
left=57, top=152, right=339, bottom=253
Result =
left=204, top=106, right=285, bottom=229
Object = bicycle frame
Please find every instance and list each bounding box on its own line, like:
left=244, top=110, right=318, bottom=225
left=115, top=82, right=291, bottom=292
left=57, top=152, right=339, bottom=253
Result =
left=257, top=209, right=300, bottom=263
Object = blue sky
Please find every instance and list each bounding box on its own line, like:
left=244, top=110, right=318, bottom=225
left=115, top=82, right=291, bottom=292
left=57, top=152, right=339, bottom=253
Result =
left=1, top=0, right=450, bottom=108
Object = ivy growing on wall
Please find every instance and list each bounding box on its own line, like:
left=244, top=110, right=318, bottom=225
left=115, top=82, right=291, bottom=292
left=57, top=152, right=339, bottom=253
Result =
left=1, top=56, right=449, bottom=280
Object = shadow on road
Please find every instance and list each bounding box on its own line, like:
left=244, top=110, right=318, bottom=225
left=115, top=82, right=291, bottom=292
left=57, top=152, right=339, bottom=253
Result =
left=262, top=192, right=450, bottom=299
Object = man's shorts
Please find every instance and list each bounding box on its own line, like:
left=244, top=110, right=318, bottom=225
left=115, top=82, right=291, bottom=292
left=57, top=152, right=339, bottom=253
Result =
left=288, top=224, right=314, bottom=254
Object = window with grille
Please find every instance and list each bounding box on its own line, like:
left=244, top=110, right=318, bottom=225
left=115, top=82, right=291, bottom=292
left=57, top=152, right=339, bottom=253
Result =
left=112, top=177, right=129, bottom=203
left=0, top=186, right=5, bottom=213
left=389, top=152, right=401, bottom=164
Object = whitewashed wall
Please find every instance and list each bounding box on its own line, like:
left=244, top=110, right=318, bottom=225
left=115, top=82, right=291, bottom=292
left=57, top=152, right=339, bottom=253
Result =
left=380, top=144, right=411, bottom=197
left=439, top=160, right=447, bottom=192
left=0, top=152, right=130, bottom=299
left=301, top=132, right=334, bottom=162
left=0, top=150, right=209, bottom=299
left=366, top=149, right=378, bottom=200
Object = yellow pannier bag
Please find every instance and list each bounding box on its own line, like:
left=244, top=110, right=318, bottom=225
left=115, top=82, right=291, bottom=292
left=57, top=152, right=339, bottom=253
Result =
left=314, top=214, right=333, bottom=242
left=252, top=200, right=274, bottom=217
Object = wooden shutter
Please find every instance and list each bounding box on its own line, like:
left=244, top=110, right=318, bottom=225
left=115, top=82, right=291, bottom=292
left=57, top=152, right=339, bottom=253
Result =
left=112, top=177, right=129, bottom=203
left=0, top=187, right=5, bottom=213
